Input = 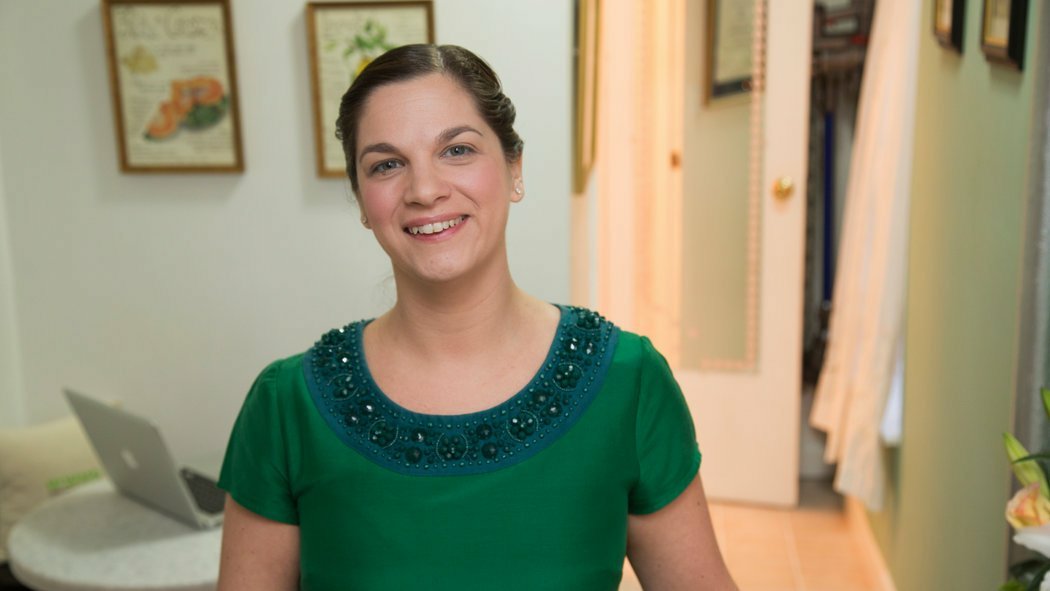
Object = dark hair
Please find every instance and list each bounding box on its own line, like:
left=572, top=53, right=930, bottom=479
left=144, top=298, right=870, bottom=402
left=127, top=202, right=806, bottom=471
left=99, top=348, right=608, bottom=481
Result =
left=335, top=44, right=524, bottom=195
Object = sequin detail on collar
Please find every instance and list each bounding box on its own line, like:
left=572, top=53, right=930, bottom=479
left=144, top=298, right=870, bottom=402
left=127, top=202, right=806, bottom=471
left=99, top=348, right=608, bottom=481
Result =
left=302, top=305, right=619, bottom=476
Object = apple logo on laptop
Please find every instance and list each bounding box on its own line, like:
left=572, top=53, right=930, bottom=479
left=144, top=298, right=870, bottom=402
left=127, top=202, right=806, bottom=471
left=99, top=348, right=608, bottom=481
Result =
left=121, top=449, right=140, bottom=471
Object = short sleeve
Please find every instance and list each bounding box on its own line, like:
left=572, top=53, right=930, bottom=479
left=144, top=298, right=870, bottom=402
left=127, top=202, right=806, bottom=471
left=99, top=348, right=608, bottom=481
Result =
left=217, top=361, right=299, bottom=524
left=628, top=337, right=702, bottom=514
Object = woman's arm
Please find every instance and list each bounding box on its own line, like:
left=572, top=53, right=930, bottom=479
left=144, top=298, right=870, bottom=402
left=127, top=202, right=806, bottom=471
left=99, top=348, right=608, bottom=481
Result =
left=217, top=495, right=300, bottom=591
left=626, top=475, right=737, bottom=590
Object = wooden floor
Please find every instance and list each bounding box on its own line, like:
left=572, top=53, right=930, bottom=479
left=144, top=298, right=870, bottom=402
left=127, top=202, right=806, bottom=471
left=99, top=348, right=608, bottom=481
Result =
left=619, top=480, right=885, bottom=591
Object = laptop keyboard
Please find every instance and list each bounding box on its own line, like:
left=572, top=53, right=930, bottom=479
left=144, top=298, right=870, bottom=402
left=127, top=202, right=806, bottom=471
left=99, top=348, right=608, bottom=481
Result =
left=180, top=469, right=226, bottom=515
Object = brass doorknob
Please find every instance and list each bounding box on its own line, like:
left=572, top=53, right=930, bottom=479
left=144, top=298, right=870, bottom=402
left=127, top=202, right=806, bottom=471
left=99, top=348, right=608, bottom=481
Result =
left=773, top=176, right=795, bottom=201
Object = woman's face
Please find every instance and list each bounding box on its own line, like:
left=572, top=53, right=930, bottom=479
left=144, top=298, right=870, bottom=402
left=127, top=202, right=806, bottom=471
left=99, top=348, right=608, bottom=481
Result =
left=354, top=74, right=522, bottom=286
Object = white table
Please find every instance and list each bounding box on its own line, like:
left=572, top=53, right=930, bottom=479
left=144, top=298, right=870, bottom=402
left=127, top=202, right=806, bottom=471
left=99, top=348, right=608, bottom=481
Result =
left=8, top=479, right=221, bottom=591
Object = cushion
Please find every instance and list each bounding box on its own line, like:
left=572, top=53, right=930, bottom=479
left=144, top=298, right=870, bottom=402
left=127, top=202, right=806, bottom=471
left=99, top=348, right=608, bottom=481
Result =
left=0, top=417, right=101, bottom=563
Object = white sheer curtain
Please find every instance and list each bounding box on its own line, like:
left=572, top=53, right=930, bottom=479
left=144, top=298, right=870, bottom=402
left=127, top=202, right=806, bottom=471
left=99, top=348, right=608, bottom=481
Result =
left=809, top=0, right=920, bottom=511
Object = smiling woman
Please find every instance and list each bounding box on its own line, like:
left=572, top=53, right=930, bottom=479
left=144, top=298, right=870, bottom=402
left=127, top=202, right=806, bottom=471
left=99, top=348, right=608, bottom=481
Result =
left=351, top=73, right=521, bottom=287
left=214, top=44, right=737, bottom=591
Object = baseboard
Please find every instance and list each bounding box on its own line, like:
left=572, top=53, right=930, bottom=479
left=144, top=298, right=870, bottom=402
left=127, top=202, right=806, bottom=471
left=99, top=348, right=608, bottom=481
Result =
left=845, top=495, right=898, bottom=591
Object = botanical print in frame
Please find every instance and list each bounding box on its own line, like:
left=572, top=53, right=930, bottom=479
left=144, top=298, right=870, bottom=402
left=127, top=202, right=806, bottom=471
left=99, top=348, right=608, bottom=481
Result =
left=101, top=0, right=244, bottom=173
left=980, top=0, right=1028, bottom=69
left=934, top=0, right=954, bottom=36
left=983, top=0, right=1011, bottom=46
left=705, top=0, right=754, bottom=103
left=933, top=0, right=965, bottom=53
left=306, top=1, right=435, bottom=179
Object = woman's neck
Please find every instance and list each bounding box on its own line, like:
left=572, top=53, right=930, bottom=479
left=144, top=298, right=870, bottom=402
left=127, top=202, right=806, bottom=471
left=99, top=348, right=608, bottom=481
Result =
left=372, top=264, right=548, bottom=362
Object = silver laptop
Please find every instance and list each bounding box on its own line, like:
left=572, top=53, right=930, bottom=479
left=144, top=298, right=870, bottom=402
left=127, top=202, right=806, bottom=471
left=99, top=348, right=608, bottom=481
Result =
left=63, top=389, right=225, bottom=529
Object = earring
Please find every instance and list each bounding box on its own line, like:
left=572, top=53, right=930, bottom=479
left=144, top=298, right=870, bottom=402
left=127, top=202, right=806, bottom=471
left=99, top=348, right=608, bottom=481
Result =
left=361, top=215, right=370, bottom=229
left=513, top=179, right=524, bottom=198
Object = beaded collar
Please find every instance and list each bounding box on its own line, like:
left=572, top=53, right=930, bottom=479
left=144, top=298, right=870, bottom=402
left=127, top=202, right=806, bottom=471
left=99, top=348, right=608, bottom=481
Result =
left=302, top=305, right=619, bottom=477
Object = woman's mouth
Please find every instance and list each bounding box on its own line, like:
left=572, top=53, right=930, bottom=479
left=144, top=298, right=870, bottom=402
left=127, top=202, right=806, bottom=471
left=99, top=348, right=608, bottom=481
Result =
left=405, top=215, right=467, bottom=236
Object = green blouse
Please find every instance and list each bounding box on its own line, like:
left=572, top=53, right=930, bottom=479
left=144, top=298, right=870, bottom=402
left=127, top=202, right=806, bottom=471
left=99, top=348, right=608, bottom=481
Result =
left=218, top=306, right=701, bottom=590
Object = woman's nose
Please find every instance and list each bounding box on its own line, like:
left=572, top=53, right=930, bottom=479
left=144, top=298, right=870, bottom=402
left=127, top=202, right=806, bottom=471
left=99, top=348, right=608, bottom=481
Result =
left=406, top=162, right=449, bottom=206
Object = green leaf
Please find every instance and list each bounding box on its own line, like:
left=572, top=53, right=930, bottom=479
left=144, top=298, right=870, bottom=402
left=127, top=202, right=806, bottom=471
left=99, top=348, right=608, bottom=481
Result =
left=181, top=102, right=225, bottom=130
left=1011, top=558, right=1050, bottom=579
left=1005, top=432, right=1050, bottom=494
left=1028, top=563, right=1050, bottom=591
left=1042, top=387, right=1050, bottom=420
left=1011, top=558, right=1050, bottom=591
left=1015, top=453, right=1050, bottom=464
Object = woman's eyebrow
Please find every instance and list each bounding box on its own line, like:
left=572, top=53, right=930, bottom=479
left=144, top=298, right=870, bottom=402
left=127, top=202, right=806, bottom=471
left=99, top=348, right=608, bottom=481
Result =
left=358, top=126, right=482, bottom=164
left=437, top=125, right=482, bottom=145
left=358, top=142, right=398, bottom=163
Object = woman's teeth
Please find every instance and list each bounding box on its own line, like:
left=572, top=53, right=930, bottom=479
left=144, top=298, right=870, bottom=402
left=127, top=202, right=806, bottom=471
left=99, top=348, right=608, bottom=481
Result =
left=407, top=216, right=465, bottom=235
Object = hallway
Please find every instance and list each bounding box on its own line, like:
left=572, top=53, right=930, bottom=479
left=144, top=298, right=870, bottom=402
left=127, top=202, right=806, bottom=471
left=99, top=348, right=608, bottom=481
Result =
left=621, top=481, right=886, bottom=591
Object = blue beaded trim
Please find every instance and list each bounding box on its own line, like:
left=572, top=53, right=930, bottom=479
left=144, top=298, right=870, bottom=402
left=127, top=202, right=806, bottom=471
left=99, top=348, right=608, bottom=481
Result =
left=302, top=305, right=620, bottom=476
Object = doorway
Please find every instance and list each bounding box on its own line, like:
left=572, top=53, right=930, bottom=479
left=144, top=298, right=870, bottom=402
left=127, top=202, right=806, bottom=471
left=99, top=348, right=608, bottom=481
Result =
left=575, top=0, right=882, bottom=506
left=578, top=0, right=814, bottom=506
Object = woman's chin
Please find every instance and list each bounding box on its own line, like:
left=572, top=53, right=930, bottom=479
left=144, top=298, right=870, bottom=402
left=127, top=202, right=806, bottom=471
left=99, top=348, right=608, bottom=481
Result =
left=396, top=252, right=508, bottom=288
left=397, top=259, right=473, bottom=286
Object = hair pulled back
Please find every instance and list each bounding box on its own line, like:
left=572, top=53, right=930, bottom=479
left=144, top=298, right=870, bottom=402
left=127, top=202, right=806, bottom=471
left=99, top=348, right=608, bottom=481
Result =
left=335, top=44, right=524, bottom=195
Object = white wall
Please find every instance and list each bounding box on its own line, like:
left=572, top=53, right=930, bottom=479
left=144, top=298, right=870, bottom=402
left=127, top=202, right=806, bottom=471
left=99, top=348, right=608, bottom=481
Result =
left=0, top=0, right=571, bottom=458
left=0, top=123, right=26, bottom=428
left=0, top=2, right=23, bottom=428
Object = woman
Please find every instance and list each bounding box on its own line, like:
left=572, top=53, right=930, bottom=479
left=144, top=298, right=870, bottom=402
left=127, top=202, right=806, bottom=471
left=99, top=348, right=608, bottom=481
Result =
left=217, top=44, right=736, bottom=590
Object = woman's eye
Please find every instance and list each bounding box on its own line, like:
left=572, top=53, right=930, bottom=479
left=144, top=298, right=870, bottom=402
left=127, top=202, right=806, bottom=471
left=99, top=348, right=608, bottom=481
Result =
left=370, top=160, right=401, bottom=175
left=444, top=145, right=474, bottom=157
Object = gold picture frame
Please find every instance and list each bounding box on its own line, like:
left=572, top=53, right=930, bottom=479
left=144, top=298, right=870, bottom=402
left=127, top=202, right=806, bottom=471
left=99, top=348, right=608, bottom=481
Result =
left=306, top=1, right=435, bottom=179
left=101, top=0, right=244, bottom=173
left=573, top=0, right=600, bottom=195
left=980, top=0, right=1028, bottom=69
left=933, top=0, right=965, bottom=53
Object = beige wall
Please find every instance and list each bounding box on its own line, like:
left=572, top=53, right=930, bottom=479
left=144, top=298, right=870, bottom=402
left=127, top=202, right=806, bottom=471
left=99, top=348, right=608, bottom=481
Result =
left=0, top=1, right=572, bottom=457
left=868, top=2, right=1045, bottom=589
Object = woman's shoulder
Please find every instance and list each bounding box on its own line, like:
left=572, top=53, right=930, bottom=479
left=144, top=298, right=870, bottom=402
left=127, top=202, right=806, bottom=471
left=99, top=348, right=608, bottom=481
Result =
left=247, top=318, right=371, bottom=400
left=549, top=305, right=666, bottom=372
left=241, top=351, right=309, bottom=409
left=251, top=350, right=308, bottom=382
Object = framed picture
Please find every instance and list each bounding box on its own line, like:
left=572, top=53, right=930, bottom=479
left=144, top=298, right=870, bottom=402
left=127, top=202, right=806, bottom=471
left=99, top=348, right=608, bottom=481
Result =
left=306, top=1, right=435, bottom=178
left=573, top=0, right=599, bottom=194
left=933, top=0, right=965, bottom=53
left=980, top=0, right=1028, bottom=69
left=705, top=0, right=754, bottom=103
left=101, top=0, right=244, bottom=173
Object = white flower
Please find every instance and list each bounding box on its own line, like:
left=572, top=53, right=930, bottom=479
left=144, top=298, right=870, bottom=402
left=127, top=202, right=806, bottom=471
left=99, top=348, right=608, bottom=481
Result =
left=1014, top=523, right=1050, bottom=558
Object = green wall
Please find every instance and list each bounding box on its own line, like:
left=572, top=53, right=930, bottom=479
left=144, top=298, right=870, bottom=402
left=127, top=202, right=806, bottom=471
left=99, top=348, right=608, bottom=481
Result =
left=867, top=2, right=1044, bottom=590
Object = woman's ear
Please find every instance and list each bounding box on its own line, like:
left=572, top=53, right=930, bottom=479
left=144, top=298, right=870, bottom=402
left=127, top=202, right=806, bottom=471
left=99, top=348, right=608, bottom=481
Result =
left=512, top=178, right=525, bottom=202
left=510, top=154, right=524, bottom=202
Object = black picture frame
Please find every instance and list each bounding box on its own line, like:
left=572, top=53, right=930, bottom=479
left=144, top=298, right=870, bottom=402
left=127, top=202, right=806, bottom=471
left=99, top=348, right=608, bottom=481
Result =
left=980, top=0, right=1028, bottom=70
left=933, top=0, right=965, bottom=53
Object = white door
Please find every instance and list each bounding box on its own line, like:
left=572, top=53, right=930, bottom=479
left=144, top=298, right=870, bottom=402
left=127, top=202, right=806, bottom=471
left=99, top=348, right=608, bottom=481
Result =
left=589, top=0, right=813, bottom=506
